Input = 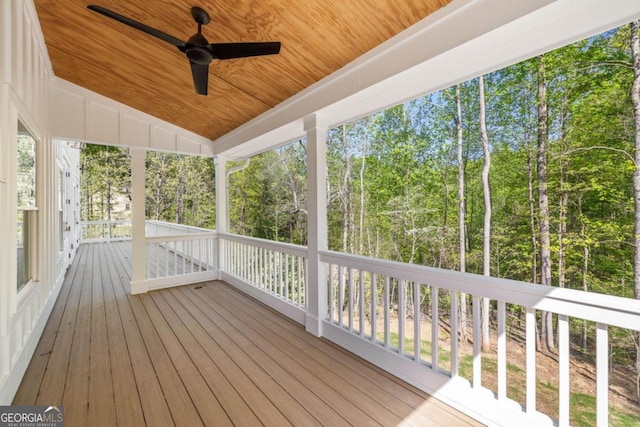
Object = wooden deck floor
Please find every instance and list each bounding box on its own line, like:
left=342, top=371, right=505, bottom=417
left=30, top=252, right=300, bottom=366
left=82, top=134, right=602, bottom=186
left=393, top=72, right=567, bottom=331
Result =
left=13, top=242, right=482, bottom=427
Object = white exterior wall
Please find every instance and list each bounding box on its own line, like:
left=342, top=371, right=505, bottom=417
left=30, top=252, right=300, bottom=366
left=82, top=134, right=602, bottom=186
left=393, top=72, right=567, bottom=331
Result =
left=0, top=0, right=58, bottom=405
left=49, top=78, right=213, bottom=156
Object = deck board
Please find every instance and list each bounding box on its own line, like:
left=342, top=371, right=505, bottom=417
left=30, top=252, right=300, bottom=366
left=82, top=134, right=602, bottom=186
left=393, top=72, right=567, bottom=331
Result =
left=14, top=242, right=483, bottom=427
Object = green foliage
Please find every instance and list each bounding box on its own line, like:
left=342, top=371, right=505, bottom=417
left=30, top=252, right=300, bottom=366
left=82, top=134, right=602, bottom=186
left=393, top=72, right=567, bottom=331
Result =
left=80, top=144, right=131, bottom=221
left=229, top=141, right=307, bottom=244
left=80, top=146, right=216, bottom=228
left=229, top=24, right=639, bottom=297
left=145, top=151, right=216, bottom=228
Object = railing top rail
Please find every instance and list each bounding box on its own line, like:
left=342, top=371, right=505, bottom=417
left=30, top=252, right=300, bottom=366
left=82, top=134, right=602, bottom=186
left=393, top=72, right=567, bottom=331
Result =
left=320, top=249, right=640, bottom=331
left=145, top=219, right=215, bottom=233
left=146, top=231, right=217, bottom=243
left=218, top=232, right=308, bottom=258
left=81, top=220, right=131, bottom=225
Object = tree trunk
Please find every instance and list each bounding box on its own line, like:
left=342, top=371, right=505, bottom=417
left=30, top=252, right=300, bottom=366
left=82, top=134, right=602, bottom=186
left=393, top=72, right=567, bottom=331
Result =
left=628, top=20, right=640, bottom=402
left=342, top=125, right=352, bottom=254
left=479, top=75, right=491, bottom=352
left=558, top=91, right=569, bottom=294
left=456, top=84, right=468, bottom=343
left=341, top=125, right=352, bottom=321
left=439, top=149, right=450, bottom=270
left=537, top=54, right=555, bottom=352
left=527, top=148, right=538, bottom=284
left=581, top=218, right=589, bottom=352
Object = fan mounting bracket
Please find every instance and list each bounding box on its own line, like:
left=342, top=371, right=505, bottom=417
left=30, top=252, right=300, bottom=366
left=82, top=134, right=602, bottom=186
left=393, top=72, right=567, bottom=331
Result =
left=191, top=7, right=211, bottom=26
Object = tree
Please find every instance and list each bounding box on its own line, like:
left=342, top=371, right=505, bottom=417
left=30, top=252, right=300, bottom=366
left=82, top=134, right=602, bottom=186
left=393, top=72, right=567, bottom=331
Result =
left=479, top=75, right=491, bottom=352
left=629, top=19, right=640, bottom=401
left=456, top=84, right=469, bottom=343
left=536, top=54, right=555, bottom=352
left=80, top=144, right=130, bottom=221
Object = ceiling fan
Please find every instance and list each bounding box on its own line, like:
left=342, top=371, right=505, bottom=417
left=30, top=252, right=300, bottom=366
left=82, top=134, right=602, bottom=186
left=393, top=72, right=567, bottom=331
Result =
left=87, top=5, right=281, bottom=95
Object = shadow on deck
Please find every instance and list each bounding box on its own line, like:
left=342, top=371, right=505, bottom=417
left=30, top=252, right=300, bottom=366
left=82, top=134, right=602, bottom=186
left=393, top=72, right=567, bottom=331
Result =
left=13, top=242, right=481, bottom=426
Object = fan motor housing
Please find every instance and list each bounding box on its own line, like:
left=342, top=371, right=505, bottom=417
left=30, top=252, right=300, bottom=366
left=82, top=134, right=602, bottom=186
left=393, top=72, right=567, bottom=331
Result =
left=186, top=33, right=213, bottom=64
left=186, top=45, right=213, bottom=64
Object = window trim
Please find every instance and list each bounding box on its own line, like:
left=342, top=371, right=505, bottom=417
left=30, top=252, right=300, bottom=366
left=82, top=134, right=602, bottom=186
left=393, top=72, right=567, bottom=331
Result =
left=16, top=118, right=40, bottom=295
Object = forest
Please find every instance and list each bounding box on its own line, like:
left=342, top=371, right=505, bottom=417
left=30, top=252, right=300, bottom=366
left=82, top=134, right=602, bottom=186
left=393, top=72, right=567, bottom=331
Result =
left=81, top=22, right=640, bottom=424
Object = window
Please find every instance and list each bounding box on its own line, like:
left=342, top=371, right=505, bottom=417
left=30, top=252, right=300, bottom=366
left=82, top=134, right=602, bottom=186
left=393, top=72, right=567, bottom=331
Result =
left=17, top=121, right=38, bottom=291
left=58, top=165, right=64, bottom=251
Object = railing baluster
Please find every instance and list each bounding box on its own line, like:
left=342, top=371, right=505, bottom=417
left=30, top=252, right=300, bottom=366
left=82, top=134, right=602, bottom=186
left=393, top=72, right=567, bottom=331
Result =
left=526, top=307, right=536, bottom=414
left=286, top=254, right=290, bottom=302
left=338, top=266, right=345, bottom=328
left=278, top=252, right=283, bottom=298
left=299, top=258, right=303, bottom=305
left=384, top=276, right=390, bottom=349
left=155, top=242, right=160, bottom=278
left=146, top=243, right=150, bottom=279
left=431, top=286, right=438, bottom=368
left=328, top=263, right=334, bottom=322
left=252, top=245, right=257, bottom=286
left=497, top=301, right=507, bottom=401
left=303, top=257, right=307, bottom=307
left=348, top=268, right=354, bottom=331
left=450, top=290, right=458, bottom=378
left=164, top=241, right=169, bottom=277
left=293, top=256, right=302, bottom=308
left=359, top=270, right=365, bottom=337
left=596, top=322, right=608, bottom=427
left=473, top=295, right=481, bottom=389
left=370, top=273, right=376, bottom=342
left=416, top=282, right=423, bottom=364
left=259, top=247, right=264, bottom=289
left=272, top=251, right=276, bottom=294
left=399, top=279, right=405, bottom=355
left=558, top=314, right=570, bottom=427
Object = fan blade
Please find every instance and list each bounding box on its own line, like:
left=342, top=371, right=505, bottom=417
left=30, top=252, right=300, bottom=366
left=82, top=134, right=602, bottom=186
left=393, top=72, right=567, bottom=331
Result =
left=190, top=61, right=209, bottom=95
left=209, top=42, right=281, bottom=60
left=87, top=5, right=186, bottom=48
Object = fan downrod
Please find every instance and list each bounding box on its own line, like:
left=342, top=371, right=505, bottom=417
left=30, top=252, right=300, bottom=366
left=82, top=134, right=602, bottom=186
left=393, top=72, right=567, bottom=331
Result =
left=191, top=7, right=210, bottom=26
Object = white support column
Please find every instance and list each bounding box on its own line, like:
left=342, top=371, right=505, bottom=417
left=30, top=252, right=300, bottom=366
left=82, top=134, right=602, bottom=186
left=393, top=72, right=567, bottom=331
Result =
left=305, top=114, right=328, bottom=337
left=130, top=147, right=146, bottom=294
left=215, top=155, right=227, bottom=276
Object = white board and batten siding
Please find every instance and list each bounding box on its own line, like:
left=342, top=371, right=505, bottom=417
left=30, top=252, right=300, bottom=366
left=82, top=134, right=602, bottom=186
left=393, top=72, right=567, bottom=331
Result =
left=49, top=78, right=213, bottom=157
left=0, top=0, right=56, bottom=405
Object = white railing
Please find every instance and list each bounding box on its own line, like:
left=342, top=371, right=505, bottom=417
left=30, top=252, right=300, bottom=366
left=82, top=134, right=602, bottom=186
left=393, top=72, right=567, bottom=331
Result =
left=145, top=232, right=217, bottom=287
left=80, top=220, right=132, bottom=242
left=218, top=233, right=307, bottom=322
left=145, top=221, right=217, bottom=290
left=319, top=250, right=640, bottom=427
left=80, top=219, right=218, bottom=290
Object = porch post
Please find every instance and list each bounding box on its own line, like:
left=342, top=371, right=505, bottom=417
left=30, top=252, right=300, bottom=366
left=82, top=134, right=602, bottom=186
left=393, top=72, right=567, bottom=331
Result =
left=305, top=114, right=328, bottom=336
left=215, top=155, right=227, bottom=276
left=130, top=147, right=146, bottom=294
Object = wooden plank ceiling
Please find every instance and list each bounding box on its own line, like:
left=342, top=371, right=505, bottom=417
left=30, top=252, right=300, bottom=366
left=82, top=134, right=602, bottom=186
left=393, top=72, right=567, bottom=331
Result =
left=34, top=0, right=451, bottom=141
